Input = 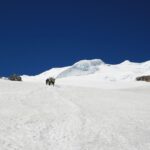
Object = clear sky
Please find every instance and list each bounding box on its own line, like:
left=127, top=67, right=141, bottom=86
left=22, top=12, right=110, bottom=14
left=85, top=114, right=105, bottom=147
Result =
left=0, top=0, right=150, bottom=76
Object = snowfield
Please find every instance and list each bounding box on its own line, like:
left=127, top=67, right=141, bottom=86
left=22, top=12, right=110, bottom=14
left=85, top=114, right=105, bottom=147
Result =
left=0, top=59, right=150, bottom=150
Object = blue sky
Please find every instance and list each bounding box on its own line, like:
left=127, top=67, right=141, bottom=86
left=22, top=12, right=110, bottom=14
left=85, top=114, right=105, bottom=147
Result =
left=0, top=0, right=150, bottom=76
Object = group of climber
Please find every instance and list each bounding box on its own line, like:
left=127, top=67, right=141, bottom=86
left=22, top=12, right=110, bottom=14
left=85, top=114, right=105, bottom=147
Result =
left=46, top=77, right=56, bottom=86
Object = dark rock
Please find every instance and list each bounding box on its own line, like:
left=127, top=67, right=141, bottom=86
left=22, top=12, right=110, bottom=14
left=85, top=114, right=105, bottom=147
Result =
left=9, top=74, right=22, bottom=81
left=136, top=75, right=150, bottom=82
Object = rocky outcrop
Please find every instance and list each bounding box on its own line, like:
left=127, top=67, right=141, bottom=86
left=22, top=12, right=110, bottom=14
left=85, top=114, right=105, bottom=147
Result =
left=136, top=75, right=150, bottom=82
left=9, top=74, right=22, bottom=81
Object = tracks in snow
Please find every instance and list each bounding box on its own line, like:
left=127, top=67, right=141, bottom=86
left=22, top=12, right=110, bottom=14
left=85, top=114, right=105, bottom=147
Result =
left=0, top=83, right=100, bottom=150
left=1, top=81, right=150, bottom=150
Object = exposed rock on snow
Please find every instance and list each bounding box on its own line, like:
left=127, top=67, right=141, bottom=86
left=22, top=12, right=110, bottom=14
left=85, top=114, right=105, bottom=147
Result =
left=136, top=75, right=150, bottom=82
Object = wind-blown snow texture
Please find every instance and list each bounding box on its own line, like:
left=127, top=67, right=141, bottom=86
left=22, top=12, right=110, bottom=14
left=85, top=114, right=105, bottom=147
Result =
left=1, top=59, right=150, bottom=150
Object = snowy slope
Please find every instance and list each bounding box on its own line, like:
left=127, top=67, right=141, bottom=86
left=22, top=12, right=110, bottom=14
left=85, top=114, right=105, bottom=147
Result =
left=0, top=79, right=150, bottom=150
left=56, top=59, right=104, bottom=78
left=22, top=59, right=150, bottom=82
left=1, top=59, right=150, bottom=150
left=22, top=67, right=69, bottom=82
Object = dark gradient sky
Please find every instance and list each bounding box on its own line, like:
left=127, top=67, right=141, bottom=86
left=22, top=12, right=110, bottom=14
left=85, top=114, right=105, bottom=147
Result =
left=0, top=0, right=150, bottom=76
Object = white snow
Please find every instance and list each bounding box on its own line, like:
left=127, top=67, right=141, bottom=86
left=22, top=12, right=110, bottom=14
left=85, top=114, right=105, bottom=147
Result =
left=0, top=59, right=150, bottom=150
left=22, top=67, right=69, bottom=82
left=55, top=59, right=104, bottom=78
left=22, top=59, right=150, bottom=82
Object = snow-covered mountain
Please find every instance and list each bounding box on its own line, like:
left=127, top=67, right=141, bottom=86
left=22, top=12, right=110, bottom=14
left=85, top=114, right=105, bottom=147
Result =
left=57, top=59, right=104, bottom=78
left=1, top=59, right=150, bottom=150
left=22, top=59, right=150, bottom=83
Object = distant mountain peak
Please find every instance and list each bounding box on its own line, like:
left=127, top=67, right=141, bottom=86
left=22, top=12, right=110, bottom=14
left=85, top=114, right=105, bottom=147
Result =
left=56, top=59, right=104, bottom=78
left=121, top=60, right=132, bottom=65
left=21, top=59, right=150, bottom=82
left=73, top=59, right=104, bottom=68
